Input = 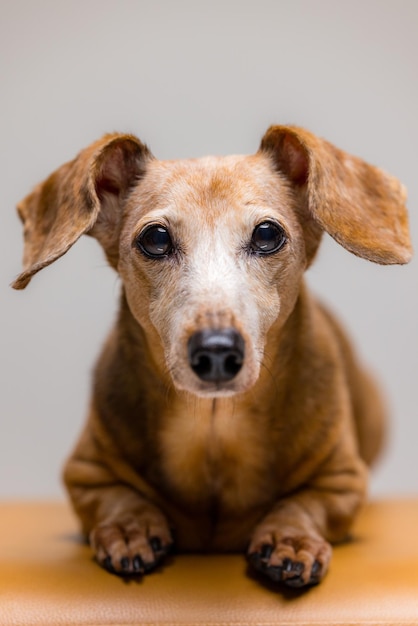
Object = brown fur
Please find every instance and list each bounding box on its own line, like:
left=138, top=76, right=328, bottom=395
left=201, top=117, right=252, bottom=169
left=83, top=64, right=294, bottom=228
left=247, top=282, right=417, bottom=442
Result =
left=12, top=126, right=412, bottom=588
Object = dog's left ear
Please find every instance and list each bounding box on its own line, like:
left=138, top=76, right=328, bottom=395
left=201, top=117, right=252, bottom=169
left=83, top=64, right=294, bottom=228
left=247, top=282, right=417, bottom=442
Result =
left=260, top=125, right=412, bottom=264
left=12, top=134, right=151, bottom=289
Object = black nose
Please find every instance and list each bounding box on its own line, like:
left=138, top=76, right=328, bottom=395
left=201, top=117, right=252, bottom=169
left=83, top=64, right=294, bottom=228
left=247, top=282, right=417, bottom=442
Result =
left=188, top=329, right=245, bottom=383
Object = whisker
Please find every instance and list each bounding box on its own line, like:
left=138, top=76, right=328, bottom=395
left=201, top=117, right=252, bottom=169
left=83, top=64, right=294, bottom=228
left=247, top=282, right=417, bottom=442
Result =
left=261, top=346, right=276, bottom=369
left=259, top=358, right=280, bottom=401
left=111, top=275, right=121, bottom=298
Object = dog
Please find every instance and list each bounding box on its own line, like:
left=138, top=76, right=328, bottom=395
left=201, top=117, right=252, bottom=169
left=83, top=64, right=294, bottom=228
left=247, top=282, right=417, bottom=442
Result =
left=12, top=125, right=412, bottom=588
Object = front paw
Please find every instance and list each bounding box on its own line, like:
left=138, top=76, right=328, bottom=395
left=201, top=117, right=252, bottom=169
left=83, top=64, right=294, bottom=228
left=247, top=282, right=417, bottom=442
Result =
left=248, top=533, right=332, bottom=588
left=90, top=515, right=173, bottom=576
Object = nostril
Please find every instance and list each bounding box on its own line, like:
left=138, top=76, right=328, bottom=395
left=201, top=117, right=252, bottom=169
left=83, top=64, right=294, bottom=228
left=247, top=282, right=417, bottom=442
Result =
left=224, top=353, right=243, bottom=378
left=188, top=329, right=245, bottom=384
left=192, top=354, right=213, bottom=380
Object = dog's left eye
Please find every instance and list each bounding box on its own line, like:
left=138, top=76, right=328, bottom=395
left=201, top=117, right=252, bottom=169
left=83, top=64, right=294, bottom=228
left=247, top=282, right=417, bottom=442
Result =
left=135, top=225, right=173, bottom=258
left=250, top=221, right=287, bottom=255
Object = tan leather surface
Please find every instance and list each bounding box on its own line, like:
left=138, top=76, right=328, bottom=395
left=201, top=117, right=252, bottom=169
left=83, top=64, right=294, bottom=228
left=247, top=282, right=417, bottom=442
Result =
left=0, top=500, right=417, bottom=625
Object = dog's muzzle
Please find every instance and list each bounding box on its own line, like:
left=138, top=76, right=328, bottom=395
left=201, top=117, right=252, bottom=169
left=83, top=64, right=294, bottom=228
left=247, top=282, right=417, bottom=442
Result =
left=188, top=329, right=245, bottom=384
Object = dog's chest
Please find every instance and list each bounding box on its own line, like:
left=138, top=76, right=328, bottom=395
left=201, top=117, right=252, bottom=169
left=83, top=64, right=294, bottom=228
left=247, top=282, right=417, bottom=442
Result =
left=157, top=396, right=277, bottom=513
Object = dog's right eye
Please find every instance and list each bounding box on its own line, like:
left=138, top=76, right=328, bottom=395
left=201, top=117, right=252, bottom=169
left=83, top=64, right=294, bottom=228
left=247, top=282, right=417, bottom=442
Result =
left=135, top=224, right=173, bottom=258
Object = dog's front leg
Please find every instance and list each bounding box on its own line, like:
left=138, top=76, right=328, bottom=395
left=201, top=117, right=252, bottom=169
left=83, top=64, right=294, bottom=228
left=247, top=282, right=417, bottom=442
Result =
left=247, top=445, right=367, bottom=588
left=63, top=424, right=173, bottom=577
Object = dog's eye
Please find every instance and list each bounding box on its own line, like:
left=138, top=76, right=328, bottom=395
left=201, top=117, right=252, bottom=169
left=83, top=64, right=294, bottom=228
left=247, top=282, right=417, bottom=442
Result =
left=135, top=224, right=173, bottom=258
left=250, top=221, right=287, bottom=255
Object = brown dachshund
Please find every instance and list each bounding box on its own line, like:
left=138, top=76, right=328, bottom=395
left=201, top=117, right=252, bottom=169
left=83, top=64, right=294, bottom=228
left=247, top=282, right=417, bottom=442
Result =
left=12, top=126, right=412, bottom=588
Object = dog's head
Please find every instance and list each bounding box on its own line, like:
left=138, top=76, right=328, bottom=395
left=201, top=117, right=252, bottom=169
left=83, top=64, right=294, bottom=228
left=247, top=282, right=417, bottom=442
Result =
left=12, top=126, right=412, bottom=397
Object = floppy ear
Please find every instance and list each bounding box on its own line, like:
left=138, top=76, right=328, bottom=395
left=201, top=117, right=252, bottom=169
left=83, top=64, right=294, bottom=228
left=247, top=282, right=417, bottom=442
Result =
left=260, top=125, right=412, bottom=265
left=12, top=134, right=151, bottom=290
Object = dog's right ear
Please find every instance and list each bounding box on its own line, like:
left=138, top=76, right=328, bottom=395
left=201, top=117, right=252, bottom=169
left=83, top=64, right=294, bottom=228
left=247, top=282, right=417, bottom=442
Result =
left=12, top=134, right=151, bottom=290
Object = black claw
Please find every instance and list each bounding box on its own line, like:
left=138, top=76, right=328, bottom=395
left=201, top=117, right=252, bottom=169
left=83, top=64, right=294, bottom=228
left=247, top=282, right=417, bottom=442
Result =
left=307, top=560, right=322, bottom=585
left=149, top=536, right=174, bottom=559
left=282, top=558, right=293, bottom=573
left=280, top=559, right=306, bottom=587
left=133, top=555, right=144, bottom=572
left=248, top=551, right=286, bottom=582
left=284, top=561, right=322, bottom=588
left=150, top=537, right=162, bottom=553
left=260, top=544, right=273, bottom=560
left=311, top=560, right=321, bottom=577
left=103, top=555, right=114, bottom=573
left=120, top=556, right=130, bottom=572
left=293, top=561, right=305, bottom=576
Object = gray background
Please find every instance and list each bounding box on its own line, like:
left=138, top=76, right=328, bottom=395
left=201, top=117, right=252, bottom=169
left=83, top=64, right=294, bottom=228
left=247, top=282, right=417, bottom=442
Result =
left=1, top=0, right=417, bottom=499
